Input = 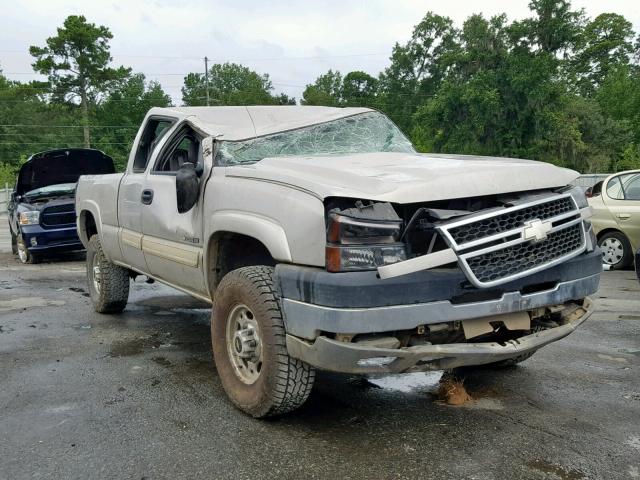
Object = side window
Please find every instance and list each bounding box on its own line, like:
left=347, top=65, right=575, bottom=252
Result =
left=153, top=127, right=201, bottom=173
left=132, top=119, right=173, bottom=172
left=606, top=176, right=624, bottom=200
left=619, top=173, right=640, bottom=201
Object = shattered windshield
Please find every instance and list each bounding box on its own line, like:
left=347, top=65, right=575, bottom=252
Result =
left=217, top=111, right=415, bottom=165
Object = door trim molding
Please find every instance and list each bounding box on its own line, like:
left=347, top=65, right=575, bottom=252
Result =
left=142, top=235, right=201, bottom=267
left=120, top=228, right=143, bottom=250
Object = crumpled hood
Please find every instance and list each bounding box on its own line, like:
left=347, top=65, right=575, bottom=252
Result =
left=225, top=152, right=579, bottom=203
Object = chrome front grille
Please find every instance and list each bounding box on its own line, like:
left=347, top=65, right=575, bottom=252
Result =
left=447, top=196, right=575, bottom=245
left=438, top=194, right=586, bottom=287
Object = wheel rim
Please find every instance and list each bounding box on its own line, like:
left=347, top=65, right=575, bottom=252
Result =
left=601, top=238, right=624, bottom=265
left=91, top=253, right=102, bottom=293
left=226, top=304, right=262, bottom=385
left=17, top=239, right=28, bottom=263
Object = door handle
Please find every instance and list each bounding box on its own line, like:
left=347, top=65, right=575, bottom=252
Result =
left=616, top=213, right=631, bottom=220
left=141, top=189, right=154, bottom=205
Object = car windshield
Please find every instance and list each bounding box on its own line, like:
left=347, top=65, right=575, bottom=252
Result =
left=24, top=183, right=76, bottom=198
left=216, top=111, right=415, bottom=165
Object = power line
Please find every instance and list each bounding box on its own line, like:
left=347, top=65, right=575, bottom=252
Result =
left=0, top=50, right=389, bottom=62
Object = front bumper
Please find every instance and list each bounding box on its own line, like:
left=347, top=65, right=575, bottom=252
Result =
left=286, top=298, right=595, bottom=374
left=276, top=250, right=601, bottom=374
left=19, top=224, right=83, bottom=253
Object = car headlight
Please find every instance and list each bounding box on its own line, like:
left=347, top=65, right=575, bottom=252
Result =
left=19, top=211, right=40, bottom=225
left=325, top=212, right=407, bottom=272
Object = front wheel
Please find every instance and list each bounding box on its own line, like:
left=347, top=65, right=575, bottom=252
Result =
left=86, top=235, right=130, bottom=313
left=598, top=231, right=633, bottom=270
left=211, top=266, right=315, bottom=418
left=16, top=234, right=38, bottom=264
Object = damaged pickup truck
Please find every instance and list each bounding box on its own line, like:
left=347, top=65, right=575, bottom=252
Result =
left=76, top=106, right=601, bottom=417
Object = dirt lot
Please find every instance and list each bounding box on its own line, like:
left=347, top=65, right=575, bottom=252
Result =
left=0, top=226, right=639, bottom=479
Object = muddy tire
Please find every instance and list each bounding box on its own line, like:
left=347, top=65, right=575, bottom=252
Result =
left=211, top=266, right=315, bottom=418
left=16, top=234, right=38, bottom=264
left=87, top=234, right=130, bottom=313
left=598, top=231, right=633, bottom=270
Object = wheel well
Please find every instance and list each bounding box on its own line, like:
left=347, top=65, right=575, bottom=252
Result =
left=80, top=211, right=98, bottom=242
left=596, top=228, right=625, bottom=241
left=207, top=232, right=276, bottom=294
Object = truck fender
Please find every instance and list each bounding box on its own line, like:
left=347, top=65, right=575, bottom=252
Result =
left=205, top=211, right=293, bottom=265
left=76, top=200, right=104, bottom=247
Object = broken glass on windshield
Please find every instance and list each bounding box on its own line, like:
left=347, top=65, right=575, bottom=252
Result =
left=216, top=111, right=415, bottom=165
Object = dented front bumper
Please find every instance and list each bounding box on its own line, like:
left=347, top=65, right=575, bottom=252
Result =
left=286, top=298, right=595, bottom=374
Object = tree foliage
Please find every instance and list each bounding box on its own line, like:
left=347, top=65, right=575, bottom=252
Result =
left=181, top=62, right=292, bottom=106
left=29, top=15, right=131, bottom=147
left=304, top=2, right=640, bottom=173
left=3, top=4, right=640, bottom=178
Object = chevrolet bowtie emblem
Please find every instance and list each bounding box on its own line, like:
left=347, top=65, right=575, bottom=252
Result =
left=523, top=218, right=553, bottom=242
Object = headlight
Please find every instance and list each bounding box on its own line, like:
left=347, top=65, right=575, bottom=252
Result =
left=19, top=211, right=40, bottom=225
left=326, top=212, right=406, bottom=272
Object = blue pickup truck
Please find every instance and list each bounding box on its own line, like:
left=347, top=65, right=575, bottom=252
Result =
left=7, top=148, right=115, bottom=263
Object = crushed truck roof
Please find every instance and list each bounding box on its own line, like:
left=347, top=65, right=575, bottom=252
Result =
left=146, top=105, right=374, bottom=141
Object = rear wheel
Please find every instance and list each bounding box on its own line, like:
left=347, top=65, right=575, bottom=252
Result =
left=211, top=266, right=315, bottom=418
left=16, top=234, right=38, bottom=264
left=87, top=234, right=130, bottom=313
left=598, top=231, right=633, bottom=269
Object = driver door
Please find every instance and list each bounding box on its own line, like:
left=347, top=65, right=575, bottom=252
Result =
left=140, top=125, right=209, bottom=296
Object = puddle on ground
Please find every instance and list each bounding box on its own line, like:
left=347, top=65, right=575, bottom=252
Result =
left=152, top=356, right=172, bottom=367
left=526, top=459, right=585, bottom=480
left=366, top=372, right=443, bottom=393
left=0, top=297, right=65, bottom=312
left=110, top=337, right=162, bottom=357
left=134, top=295, right=209, bottom=310
left=597, top=353, right=629, bottom=364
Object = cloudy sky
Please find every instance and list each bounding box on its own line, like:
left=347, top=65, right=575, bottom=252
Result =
left=1, top=0, right=638, bottom=103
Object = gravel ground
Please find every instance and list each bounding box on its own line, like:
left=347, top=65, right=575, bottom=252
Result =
left=0, top=242, right=639, bottom=480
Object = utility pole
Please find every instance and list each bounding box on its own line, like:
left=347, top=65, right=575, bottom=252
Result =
left=204, top=56, right=210, bottom=106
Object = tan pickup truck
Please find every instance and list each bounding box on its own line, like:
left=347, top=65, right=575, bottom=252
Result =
left=76, top=106, right=601, bottom=417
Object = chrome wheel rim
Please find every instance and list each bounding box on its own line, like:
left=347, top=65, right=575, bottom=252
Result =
left=91, top=253, right=102, bottom=293
left=601, top=238, right=624, bottom=265
left=226, top=304, right=262, bottom=385
left=17, top=240, right=28, bottom=263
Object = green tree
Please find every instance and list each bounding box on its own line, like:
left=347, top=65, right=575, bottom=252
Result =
left=29, top=15, right=131, bottom=147
left=341, top=71, right=378, bottom=107
left=181, top=63, right=277, bottom=106
left=571, top=13, right=635, bottom=95
left=0, top=70, right=78, bottom=169
left=524, top=0, right=585, bottom=55
left=301, top=70, right=343, bottom=106
left=95, top=73, right=171, bottom=169
left=378, top=12, right=459, bottom=131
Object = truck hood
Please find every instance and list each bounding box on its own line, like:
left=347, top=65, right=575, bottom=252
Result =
left=16, top=148, right=115, bottom=196
left=225, top=152, right=579, bottom=203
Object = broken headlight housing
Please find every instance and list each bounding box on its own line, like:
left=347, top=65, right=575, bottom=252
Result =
left=19, top=211, right=40, bottom=225
left=567, top=185, right=589, bottom=209
left=325, top=212, right=407, bottom=272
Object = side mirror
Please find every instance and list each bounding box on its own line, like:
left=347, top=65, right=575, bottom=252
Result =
left=176, top=162, right=200, bottom=213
